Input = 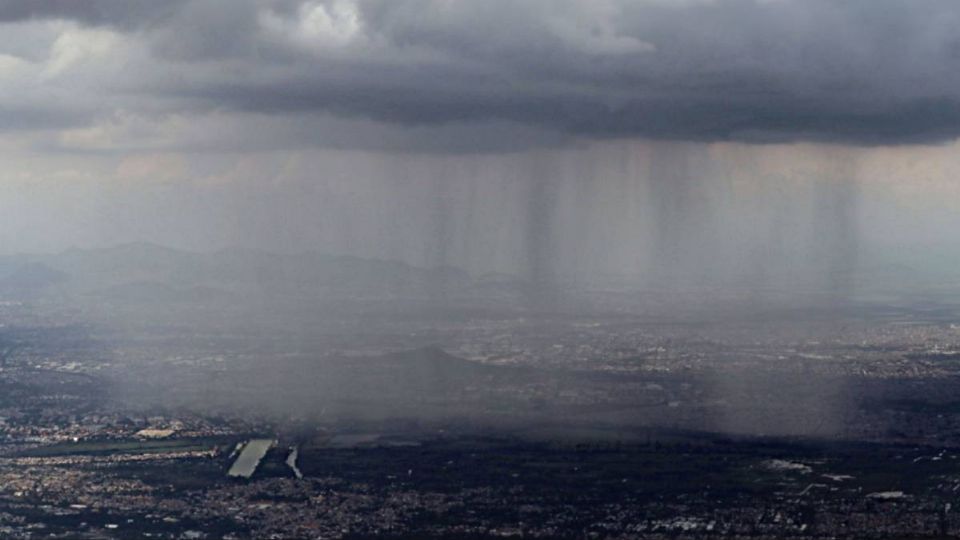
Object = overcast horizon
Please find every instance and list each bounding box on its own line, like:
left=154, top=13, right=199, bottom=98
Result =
left=2, top=1, right=960, bottom=288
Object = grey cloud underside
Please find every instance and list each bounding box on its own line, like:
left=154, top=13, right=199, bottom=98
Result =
left=9, top=0, right=960, bottom=145
left=0, top=0, right=189, bottom=28
left=0, top=104, right=89, bottom=132
left=193, top=81, right=960, bottom=145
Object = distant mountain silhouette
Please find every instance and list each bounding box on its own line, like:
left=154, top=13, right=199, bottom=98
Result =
left=0, top=243, right=477, bottom=303
left=0, top=262, right=67, bottom=298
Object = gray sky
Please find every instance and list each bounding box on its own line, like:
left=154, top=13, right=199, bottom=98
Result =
left=4, top=0, right=960, bottom=149
left=1, top=0, right=960, bottom=282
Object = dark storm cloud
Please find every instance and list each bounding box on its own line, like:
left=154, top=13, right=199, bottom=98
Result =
left=0, top=0, right=187, bottom=28
left=0, top=104, right=89, bottom=131
left=11, top=0, right=960, bottom=146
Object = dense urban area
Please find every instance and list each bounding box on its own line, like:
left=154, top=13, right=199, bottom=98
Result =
left=0, top=245, right=959, bottom=538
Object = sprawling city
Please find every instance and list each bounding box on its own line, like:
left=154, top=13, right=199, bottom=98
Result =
left=0, top=244, right=955, bottom=538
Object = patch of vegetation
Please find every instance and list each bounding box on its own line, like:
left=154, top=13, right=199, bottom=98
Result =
left=17, top=436, right=236, bottom=458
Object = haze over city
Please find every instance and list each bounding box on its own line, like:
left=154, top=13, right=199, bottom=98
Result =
left=1, top=1, right=960, bottom=538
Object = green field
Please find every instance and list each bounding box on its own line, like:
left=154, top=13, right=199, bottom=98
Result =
left=18, top=436, right=237, bottom=458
